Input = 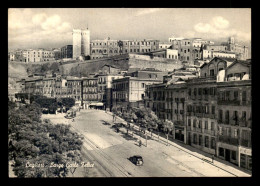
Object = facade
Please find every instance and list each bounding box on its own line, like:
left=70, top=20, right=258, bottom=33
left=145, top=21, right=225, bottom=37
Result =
left=82, top=77, right=101, bottom=109
left=202, top=50, right=236, bottom=60
left=166, top=49, right=178, bottom=60
left=112, top=77, right=162, bottom=112
left=66, top=76, right=83, bottom=105
left=170, top=38, right=205, bottom=63
left=186, top=77, right=218, bottom=154
left=90, top=38, right=160, bottom=59
left=21, top=49, right=55, bottom=62
left=227, top=37, right=249, bottom=60
left=61, top=45, right=73, bottom=59
left=97, top=74, right=124, bottom=110
left=73, top=29, right=90, bottom=60
left=159, top=43, right=172, bottom=49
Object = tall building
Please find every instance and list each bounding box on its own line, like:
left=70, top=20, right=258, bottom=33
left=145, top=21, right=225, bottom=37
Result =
left=72, top=29, right=90, bottom=60
left=61, top=45, right=73, bottom=59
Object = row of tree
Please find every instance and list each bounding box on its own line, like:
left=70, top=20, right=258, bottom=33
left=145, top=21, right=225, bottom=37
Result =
left=15, top=94, right=76, bottom=114
left=112, top=107, right=174, bottom=146
left=8, top=100, right=83, bottom=177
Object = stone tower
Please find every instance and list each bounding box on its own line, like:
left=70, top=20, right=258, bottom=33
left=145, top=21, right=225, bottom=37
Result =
left=73, top=29, right=90, bottom=60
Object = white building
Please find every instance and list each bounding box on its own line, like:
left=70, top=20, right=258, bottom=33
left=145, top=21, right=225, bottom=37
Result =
left=166, top=49, right=178, bottom=60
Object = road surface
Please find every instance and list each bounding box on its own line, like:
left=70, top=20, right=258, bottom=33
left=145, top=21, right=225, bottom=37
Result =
left=65, top=109, right=240, bottom=177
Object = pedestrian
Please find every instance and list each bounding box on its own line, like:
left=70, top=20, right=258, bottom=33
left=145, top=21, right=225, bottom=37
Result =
left=139, top=140, right=142, bottom=147
left=212, top=155, right=214, bottom=163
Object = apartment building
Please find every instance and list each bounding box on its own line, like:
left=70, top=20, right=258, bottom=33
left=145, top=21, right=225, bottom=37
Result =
left=82, top=77, right=101, bottom=109
left=97, top=74, right=124, bottom=110
left=112, top=76, right=162, bottom=112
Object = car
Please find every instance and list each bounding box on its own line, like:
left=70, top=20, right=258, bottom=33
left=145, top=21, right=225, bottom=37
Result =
left=129, top=155, right=143, bottom=166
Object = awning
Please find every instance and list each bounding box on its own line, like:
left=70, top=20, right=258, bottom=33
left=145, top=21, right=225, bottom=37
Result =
left=89, top=102, right=104, bottom=106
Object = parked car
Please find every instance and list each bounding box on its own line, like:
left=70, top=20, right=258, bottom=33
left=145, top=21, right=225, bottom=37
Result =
left=129, top=155, right=143, bottom=166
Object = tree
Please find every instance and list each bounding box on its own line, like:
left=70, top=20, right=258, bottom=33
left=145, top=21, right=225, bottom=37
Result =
left=162, top=119, right=174, bottom=146
left=8, top=102, right=83, bottom=177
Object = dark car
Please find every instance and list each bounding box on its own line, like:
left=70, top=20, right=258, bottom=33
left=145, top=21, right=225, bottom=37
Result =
left=129, top=155, right=143, bottom=166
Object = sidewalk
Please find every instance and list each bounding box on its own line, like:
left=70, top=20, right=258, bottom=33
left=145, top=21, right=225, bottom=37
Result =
left=104, top=110, right=251, bottom=177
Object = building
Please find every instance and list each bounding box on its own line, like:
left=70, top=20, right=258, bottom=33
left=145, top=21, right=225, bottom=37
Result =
left=227, top=37, right=249, bottom=60
left=159, top=43, right=172, bottom=49
left=200, top=57, right=237, bottom=78
left=66, top=76, right=83, bottom=106
left=20, top=49, right=55, bottom=63
left=82, top=77, right=102, bottom=109
left=98, top=64, right=121, bottom=75
left=112, top=76, right=162, bottom=112
left=186, top=76, right=218, bottom=154
left=53, top=48, right=61, bottom=60
left=202, top=50, right=236, bottom=60
left=216, top=59, right=251, bottom=170
left=73, top=29, right=90, bottom=60
left=97, top=74, right=124, bottom=110
left=170, top=38, right=207, bottom=63
left=8, top=52, right=15, bottom=61
left=90, top=38, right=160, bottom=59
left=166, top=49, right=178, bottom=60
left=61, top=45, right=73, bottom=59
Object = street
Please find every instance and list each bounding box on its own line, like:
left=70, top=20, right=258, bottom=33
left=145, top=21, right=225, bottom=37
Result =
left=50, top=109, right=249, bottom=177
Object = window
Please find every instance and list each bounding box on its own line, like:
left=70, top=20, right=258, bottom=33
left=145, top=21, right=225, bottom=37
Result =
left=242, top=91, right=247, bottom=101
left=225, top=110, right=229, bottom=124
left=219, top=147, right=224, bottom=157
left=211, top=138, right=216, bottom=149
left=193, top=134, right=197, bottom=144
left=188, top=119, right=191, bottom=126
left=231, top=151, right=237, bottom=160
left=141, top=83, right=145, bottom=88
left=199, top=135, right=203, bottom=146
left=211, top=106, right=215, bottom=114
left=205, top=121, right=208, bottom=129
left=188, top=89, right=191, bottom=96
left=198, top=121, right=202, bottom=128
left=219, top=110, right=223, bottom=123
left=210, top=69, right=214, bottom=76
left=205, top=136, right=209, bottom=148
left=193, top=120, right=196, bottom=128
left=234, top=91, right=239, bottom=100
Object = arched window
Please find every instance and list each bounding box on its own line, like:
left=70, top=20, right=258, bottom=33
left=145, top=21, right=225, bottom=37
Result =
left=99, top=50, right=102, bottom=53
left=114, top=50, right=117, bottom=53
left=110, top=50, right=113, bottom=53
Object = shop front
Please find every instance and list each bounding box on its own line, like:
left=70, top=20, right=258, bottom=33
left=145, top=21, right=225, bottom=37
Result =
left=217, top=142, right=238, bottom=165
left=174, top=126, right=185, bottom=143
left=239, top=146, right=252, bottom=171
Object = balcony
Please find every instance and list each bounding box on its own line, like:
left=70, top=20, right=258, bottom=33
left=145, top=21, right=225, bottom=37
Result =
left=204, top=113, right=216, bottom=119
left=241, top=100, right=251, bottom=106
left=204, top=129, right=215, bottom=136
left=158, top=108, right=165, bottom=112
left=165, top=109, right=172, bottom=113
left=217, top=99, right=241, bottom=106
left=240, top=139, right=252, bottom=148
left=230, top=119, right=239, bottom=126
left=174, top=121, right=184, bottom=126
left=195, top=113, right=204, bottom=118
left=195, top=128, right=202, bottom=133
left=204, top=95, right=209, bottom=100
left=218, top=135, right=239, bottom=146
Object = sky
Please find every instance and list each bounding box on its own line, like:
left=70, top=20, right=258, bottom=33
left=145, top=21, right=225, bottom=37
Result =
left=8, top=8, right=251, bottom=50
